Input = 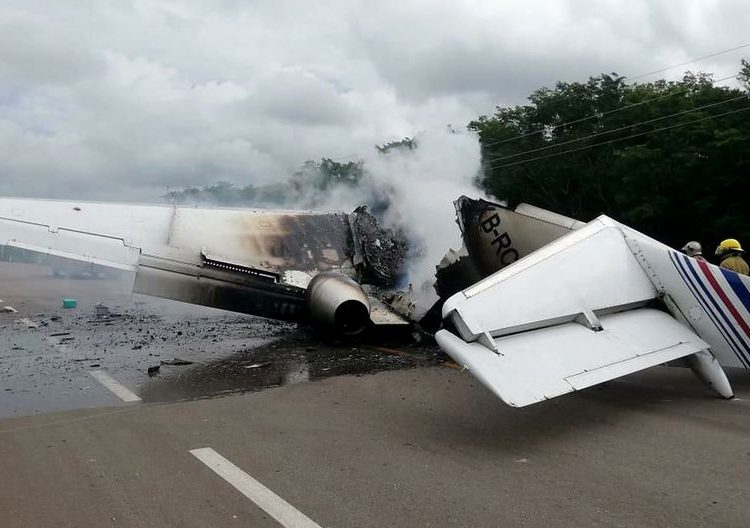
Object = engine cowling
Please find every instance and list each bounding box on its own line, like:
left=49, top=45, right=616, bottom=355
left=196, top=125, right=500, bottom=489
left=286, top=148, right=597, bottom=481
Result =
left=306, top=272, right=371, bottom=335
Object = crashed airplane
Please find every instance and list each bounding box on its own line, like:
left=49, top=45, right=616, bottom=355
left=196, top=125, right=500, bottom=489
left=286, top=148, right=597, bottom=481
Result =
left=0, top=196, right=747, bottom=408
left=439, top=198, right=741, bottom=407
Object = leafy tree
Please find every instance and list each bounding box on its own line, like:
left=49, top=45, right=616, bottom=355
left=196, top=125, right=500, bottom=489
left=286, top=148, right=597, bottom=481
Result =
left=738, top=59, right=750, bottom=90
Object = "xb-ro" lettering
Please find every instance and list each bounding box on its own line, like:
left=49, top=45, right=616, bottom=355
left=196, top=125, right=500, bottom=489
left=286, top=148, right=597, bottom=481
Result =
left=480, top=213, right=519, bottom=266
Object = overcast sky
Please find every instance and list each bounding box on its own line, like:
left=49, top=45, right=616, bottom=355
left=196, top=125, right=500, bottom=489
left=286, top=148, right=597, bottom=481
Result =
left=1, top=0, right=748, bottom=200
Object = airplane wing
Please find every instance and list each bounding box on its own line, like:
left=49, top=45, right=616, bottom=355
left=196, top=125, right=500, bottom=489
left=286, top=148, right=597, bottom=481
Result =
left=437, top=309, right=708, bottom=407
left=0, top=197, right=409, bottom=334
left=437, top=215, right=736, bottom=407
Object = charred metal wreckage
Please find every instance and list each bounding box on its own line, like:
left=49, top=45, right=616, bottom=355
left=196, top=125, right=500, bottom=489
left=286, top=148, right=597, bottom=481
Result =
left=0, top=195, right=562, bottom=336
left=2, top=195, right=750, bottom=408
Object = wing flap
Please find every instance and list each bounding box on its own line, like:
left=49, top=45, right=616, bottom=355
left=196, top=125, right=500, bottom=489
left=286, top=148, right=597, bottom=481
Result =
left=0, top=198, right=174, bottom=269
left=436, top=308, right=708, bottom=407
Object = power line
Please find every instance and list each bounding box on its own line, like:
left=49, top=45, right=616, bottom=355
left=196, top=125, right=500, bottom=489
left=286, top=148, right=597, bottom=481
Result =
left=626, top=42, right=750, bottom=81
left=486, top=104, right=750, bottom=170
left=478, top=73, right=738, bottom=150
left=481, top=94, right=748, bottom=165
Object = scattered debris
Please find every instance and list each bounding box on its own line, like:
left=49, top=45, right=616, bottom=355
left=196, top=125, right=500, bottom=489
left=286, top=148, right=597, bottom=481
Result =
left=244, top=363, right=270, bottom=369
left=2, top=306, right=17, bottom=313
left=89, top=363, right=100, bottom=368
left=147, top=365, right=160, bottom=376
left=516, top=458, right=529, bottom=464
left=160, top=358, right=194, bottom=366
left=95, top=303, right=110, bottom=318
left=49, top=332, right=71, bottom=337
left=71, top=357, right=102, bottom=362
left=62, top=298, right=77, bottom=309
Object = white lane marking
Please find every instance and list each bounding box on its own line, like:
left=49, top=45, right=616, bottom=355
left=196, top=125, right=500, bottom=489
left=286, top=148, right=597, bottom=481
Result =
left=89, top=370, right=141, bottom=402
left=17, top=318, right=39, bottom=328
left=190, top=447, right=322, bottom=528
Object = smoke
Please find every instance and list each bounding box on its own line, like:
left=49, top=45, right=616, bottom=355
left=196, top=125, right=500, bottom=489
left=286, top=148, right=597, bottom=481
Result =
left=359, top=130, right=485, bottom=302
left=164, top=128, right=486, bottom=305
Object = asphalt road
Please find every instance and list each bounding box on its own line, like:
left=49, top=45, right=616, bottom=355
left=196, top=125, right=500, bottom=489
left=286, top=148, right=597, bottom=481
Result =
left=3, top=260, right=750, bottom=527
left=0, top=261, right=438, bottom=418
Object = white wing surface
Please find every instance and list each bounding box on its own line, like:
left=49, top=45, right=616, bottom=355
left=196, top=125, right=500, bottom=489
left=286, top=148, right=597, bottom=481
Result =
left=438, top=215, right=735, bottom=407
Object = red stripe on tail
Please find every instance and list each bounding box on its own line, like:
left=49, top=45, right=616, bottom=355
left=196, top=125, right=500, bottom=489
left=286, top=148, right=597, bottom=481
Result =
left=696, top=259, right=750, bottom=339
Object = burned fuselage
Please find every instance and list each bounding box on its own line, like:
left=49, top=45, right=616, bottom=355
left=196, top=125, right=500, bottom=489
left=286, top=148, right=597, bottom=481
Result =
left=123, top=205, right=413, bottom=334
left=132, top=207, right=360, bottom=325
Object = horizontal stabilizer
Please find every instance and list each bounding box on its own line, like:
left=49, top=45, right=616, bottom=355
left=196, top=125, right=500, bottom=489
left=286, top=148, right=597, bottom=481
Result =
left=436, top=309, right=708, bottom=407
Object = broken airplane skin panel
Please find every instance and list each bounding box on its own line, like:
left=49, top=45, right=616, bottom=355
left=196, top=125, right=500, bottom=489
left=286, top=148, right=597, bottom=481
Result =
left=0, top=197, right=410, bottom=335
left=438, top=212, right=743, bottom=407
left=454, top=196, right=584, bottom=277
left=1, top=194, right=748, bottom=409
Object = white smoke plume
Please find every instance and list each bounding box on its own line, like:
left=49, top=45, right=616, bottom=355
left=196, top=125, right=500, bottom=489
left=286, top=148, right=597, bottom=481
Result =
left=165, top=128, right=486, bottom=304
left=289, top=129, right=486, bottom=308
left=360, top=130, right=485, bottom=296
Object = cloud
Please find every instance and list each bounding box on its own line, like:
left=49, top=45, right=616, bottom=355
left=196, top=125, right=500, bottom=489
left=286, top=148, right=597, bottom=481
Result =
left=244, top=69, right=359, bottom=126
left=0, top=0, right=747, bottom=200
left=0, top=10, right=105, bottom=88
left=353, top=0, right=749, bottom=103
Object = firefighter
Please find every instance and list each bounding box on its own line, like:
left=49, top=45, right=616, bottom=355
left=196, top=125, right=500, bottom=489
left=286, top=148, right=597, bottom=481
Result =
left=715, top=238, right=749, bottom=275
left=681, top=241, right=706, bottom=261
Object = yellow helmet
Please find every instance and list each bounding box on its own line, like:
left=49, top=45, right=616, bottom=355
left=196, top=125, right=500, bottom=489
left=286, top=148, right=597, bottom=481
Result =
left=715, top=238, right=744, bottom=256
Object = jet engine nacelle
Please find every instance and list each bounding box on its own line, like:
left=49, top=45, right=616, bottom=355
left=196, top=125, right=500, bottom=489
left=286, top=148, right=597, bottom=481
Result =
left=306, top=272, right=371, bottom=335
